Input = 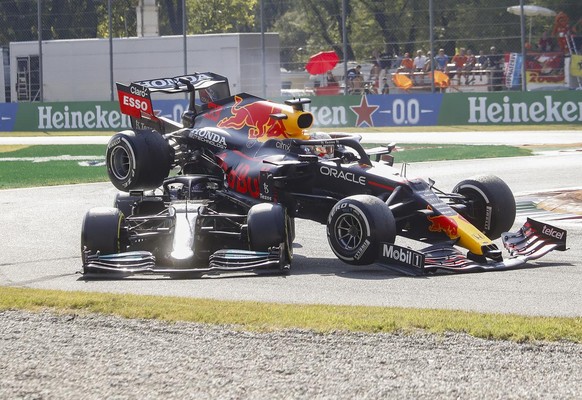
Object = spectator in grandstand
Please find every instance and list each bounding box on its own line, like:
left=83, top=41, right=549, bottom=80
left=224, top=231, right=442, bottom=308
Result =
left=452, top=48, right=467, bottom=71
left=423, top=51, right=434, bottom=72
left=451, top=48, right=468, bottom=83
left=347, top=65, right=363, bottom=94
left=412, top=50, right=427, bottom=85
left=484, top=46, right=504, bottom=91
left=398, top=52, right=414, bottom=73
left=537, top=31, right=553, bottom=52
left=378, top=51, right=392, bottom=71
left=326, top=71, right=338, bottom=86
left=477, top=50, right=487, bottom=68
left=434, top=49, right=449, bottom=72
left=462, top=49, right=477, bottom=84
left=381, top=77, right=390, bottom=94
left=464, top=49, right=476, bottom=70
left=413, top=50, right=427, bottom=71
left=347, top=65, right=361, bottom=80
left=369, top=61, right=381, bottom=92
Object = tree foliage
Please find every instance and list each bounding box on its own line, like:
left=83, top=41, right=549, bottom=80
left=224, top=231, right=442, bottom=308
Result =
left=0, top=0, right=580, bottom=70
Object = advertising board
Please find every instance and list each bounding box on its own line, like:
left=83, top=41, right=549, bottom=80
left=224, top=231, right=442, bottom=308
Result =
left=0, top=91, right=578, bottom=132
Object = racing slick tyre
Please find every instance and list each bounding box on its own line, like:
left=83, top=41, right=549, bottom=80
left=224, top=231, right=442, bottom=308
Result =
left=453, top=174, right=516, bottom=240
left=247, top=203, right=293, bottom=261
left=327, top=195, right=396, bottom=265
left=81, top=207, right=126, bottom=256
left=107, top=129, right=173, bottom=192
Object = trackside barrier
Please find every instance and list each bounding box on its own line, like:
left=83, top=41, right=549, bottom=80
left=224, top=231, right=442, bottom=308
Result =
left=0, top=91, right=580, bottom=132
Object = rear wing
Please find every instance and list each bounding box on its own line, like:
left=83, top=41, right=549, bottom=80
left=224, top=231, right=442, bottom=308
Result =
left=135, top=72, right=230, bottom=95
left=116, top=72, right=230, bottom=133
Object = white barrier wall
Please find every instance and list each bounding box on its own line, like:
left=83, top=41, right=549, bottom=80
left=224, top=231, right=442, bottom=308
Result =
left=9, top=33, right=280, bottom=102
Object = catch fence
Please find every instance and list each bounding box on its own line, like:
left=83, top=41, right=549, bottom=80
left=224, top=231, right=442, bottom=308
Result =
left=0, top=0, right=580, bottom=101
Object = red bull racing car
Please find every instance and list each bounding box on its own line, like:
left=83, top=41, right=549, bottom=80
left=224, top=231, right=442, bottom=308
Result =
left=81, top=72, right=567, bottom=277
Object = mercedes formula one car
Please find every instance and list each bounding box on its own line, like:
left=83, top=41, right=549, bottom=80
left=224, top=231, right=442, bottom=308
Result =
left=80, top=72, right=567, bottom=277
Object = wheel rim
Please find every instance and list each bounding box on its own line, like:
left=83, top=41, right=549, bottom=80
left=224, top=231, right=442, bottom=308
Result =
left=109, top=146, right=132, bottom=181
left=334, top=214, right=364, bottom=251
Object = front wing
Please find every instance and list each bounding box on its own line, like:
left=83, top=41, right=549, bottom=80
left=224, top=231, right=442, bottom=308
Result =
left=81, top=246, right=290, bottom=278
left=377, top=218, right=568, bottom=275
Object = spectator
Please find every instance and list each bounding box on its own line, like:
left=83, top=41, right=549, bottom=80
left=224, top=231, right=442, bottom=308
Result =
left=378, top=51, right=392, bottom=71
left=452, top=48, right=467, bottom=71
left=412, top=50, right=427, bottom=85
left=347, top=65, right=363, bottom=94
left=391, top=52, right=403, bottom=69
left=451, top=47, right=468, bottom=83
left=462, top=49, right=477, bottom=84
left=477, top=50, right=487, bottom=68
left=484, top=46, right=503, bottom=91
left=381, top=77, right=390, bottom=94
left=347, top=65, right=362, bottom=80
left=484, top=46, right=503, bottom=69
left=326, top=71, right=338, bottom=86
left=369, top=61, right=381, bottom=92
left=423, top=51, right=434, bottom=72
left=398, top=52, right=414, bottom=73
left=413, top=50, right=427, bottom=71
left=464, top=49, right=476, bottom=70
left=434, top=49, right=449, bottom=72
left=538, top=31, right=553, bottom=52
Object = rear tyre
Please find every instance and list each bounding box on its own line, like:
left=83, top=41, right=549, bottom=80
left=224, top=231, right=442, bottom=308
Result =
left=106, top=130, right=173, bottom=191
left=81, top=207, right=126, bottom=256
left=327, top=195, right=396, bottom=265
left=453, top=175, right=516, bottom=240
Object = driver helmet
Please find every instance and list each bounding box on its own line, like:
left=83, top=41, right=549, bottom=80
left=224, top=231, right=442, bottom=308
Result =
left=306, top=132, right=334, bottom=158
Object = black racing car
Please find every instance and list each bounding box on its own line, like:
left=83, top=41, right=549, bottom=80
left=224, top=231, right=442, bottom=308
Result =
left=80, top=72, right=567, bottom=277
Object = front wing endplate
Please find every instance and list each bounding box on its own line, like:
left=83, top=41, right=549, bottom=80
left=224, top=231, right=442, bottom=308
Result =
left=377, top=218, right=567, bottom=275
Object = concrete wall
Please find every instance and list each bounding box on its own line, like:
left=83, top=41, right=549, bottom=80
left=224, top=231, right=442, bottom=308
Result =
left=9, top=33, right=280, bottom=102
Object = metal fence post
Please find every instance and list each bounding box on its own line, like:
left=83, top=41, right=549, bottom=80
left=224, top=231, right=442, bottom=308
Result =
left=37, top=0, right=43, bottom=102
left=109, top=0, right=113, bottom=101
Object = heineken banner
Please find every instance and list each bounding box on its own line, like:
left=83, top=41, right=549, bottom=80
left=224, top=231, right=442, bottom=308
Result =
left=0, top=91, right=580, bottom=132
left=438, top=91, right=582, bottom=125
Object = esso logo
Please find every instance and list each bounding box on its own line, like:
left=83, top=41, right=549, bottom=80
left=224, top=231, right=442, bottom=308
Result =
left=123, top=95, right=149, bottom=112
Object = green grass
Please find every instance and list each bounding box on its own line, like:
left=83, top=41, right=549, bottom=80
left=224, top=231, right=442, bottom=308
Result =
left=0, top=145, right=108, bottom=189
left=371, top=143, right=531, bottom=162
left=0, top=143, right=530, bottom=189
left=1, top=286, right=581, bottom=343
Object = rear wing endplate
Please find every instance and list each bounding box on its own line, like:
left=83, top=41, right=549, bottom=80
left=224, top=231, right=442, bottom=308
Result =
left=116, top=72, right=230, bottom=134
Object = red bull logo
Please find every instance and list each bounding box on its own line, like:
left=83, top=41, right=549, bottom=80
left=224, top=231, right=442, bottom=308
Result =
left=427, top=214, right=460, bottom=239
left=218, top=96, right=288, bottom=141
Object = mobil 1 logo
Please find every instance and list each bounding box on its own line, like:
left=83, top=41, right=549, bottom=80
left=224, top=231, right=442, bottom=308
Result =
left=378, top=243, right=425, bottom=270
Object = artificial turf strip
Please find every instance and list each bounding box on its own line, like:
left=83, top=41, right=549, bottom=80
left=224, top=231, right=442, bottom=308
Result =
left=0, top=286, right=580, bottom=343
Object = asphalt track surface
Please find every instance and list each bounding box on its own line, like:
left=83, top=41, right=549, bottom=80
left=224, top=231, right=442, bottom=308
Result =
left=1, top=130, right=581, bottom=317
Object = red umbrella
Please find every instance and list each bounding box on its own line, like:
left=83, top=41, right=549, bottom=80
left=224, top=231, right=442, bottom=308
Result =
left=305, top=51, right=340, bottom=75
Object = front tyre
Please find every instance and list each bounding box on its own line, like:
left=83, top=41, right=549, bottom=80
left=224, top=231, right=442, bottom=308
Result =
left=453, top=175, right=516, bottom=240
left=81, top=207, right=126, bottom=256
left=247, top=203, right=288, bottom=250
left=247, top=203, right=293, bottom=266
left=327, top=195, right=396, bottom=265
left=106, top=130, right=173, bottom=191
